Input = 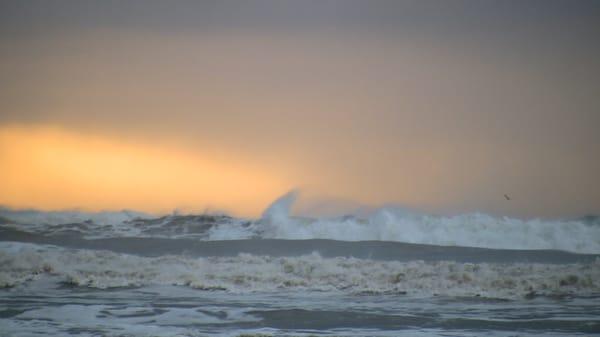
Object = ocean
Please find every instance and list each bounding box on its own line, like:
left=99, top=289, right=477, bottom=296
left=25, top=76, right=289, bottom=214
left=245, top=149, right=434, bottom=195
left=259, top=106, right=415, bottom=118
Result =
left=1, top=194, right=599, bottom=336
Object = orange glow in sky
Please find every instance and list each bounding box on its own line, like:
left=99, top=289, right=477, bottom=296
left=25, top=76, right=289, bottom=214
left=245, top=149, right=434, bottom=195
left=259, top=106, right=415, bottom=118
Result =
left=0, top=125, right=290, bottom=216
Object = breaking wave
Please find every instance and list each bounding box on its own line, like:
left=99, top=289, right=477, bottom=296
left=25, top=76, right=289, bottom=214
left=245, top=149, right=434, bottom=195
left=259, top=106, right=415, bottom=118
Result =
left=1, top=192, right=599, bottom=253
left=1, top=242, right=598, bottom=299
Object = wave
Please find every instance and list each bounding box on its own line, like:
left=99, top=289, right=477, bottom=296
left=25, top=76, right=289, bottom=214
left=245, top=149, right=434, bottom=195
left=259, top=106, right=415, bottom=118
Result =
left=1, top=228, right=597, bottom=265
left=1, top=242, right=598, bottom=299
left=246, top=195, right=600, bottom=253
left=0, top=207, right=150, bottom=237
left=257, top=193, right=600, bottom=253
left=0, top=207, right=252, bottom=240
left=1, top=192, right=599, bottom=253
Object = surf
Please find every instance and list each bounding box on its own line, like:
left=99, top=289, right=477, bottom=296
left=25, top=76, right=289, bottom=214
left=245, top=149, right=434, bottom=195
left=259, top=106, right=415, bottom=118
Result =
left=1, top=191, right=599, bottom=253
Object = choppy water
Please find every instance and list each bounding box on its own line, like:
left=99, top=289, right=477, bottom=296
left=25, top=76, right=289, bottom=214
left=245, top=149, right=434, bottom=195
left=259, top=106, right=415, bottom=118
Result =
left=1, top=194, right=599, bottom=336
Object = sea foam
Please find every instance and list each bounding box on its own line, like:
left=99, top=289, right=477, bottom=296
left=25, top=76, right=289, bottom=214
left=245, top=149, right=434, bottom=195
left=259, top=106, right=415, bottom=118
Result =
left=1, top=242, right=598, bottom=299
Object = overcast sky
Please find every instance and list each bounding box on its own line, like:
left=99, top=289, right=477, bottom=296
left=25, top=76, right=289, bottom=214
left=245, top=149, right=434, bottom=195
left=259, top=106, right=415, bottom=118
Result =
left=1, top=0, right=599, bottom=217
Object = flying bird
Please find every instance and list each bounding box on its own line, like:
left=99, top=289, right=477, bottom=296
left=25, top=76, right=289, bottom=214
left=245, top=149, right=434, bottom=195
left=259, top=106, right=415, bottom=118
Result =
left=504, top=194, right=511, bottom=201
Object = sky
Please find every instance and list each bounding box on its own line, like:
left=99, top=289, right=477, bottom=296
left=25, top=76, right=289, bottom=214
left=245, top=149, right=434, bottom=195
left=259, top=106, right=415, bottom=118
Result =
left=1, top=0, right=599, bottom=218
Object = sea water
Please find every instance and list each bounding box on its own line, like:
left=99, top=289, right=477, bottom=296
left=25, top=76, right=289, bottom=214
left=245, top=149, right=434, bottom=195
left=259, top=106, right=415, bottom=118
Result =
left=1, top=195, right=599, bottom=336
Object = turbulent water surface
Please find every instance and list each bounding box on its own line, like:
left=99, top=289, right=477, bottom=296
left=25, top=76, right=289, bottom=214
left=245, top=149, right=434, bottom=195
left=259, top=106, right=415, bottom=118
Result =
left=1, top=196, right=599, bottom=336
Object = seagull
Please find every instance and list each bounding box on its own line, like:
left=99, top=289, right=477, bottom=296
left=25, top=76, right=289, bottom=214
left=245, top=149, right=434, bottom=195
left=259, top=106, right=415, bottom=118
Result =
left=504, top=194, right=511, bottom=201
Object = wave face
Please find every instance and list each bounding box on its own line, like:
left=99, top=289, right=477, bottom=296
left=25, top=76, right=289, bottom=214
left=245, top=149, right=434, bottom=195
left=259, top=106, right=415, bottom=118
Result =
left=1, top=242, right=598, bottom=299
left=1, top=194, right=599, bottom=253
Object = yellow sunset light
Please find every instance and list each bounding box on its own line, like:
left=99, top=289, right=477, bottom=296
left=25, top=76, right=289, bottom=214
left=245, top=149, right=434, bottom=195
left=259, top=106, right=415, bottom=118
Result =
left=0, top=125, right=289, bottom=216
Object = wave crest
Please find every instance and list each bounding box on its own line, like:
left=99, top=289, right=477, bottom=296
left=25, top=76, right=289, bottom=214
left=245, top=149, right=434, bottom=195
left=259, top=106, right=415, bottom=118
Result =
left=256, top=209, right=600, bottom=253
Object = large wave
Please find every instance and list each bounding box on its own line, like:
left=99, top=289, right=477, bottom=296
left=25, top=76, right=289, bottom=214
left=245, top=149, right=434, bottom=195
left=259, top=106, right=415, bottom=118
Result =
left=1, top=192, right=599, bottom=253
left=253, top=193, right=600, bottom=253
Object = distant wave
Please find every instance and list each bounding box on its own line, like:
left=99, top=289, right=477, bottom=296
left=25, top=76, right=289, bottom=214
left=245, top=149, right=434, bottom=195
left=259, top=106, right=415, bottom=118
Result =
left=1, top=192, right=599, bottom=253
